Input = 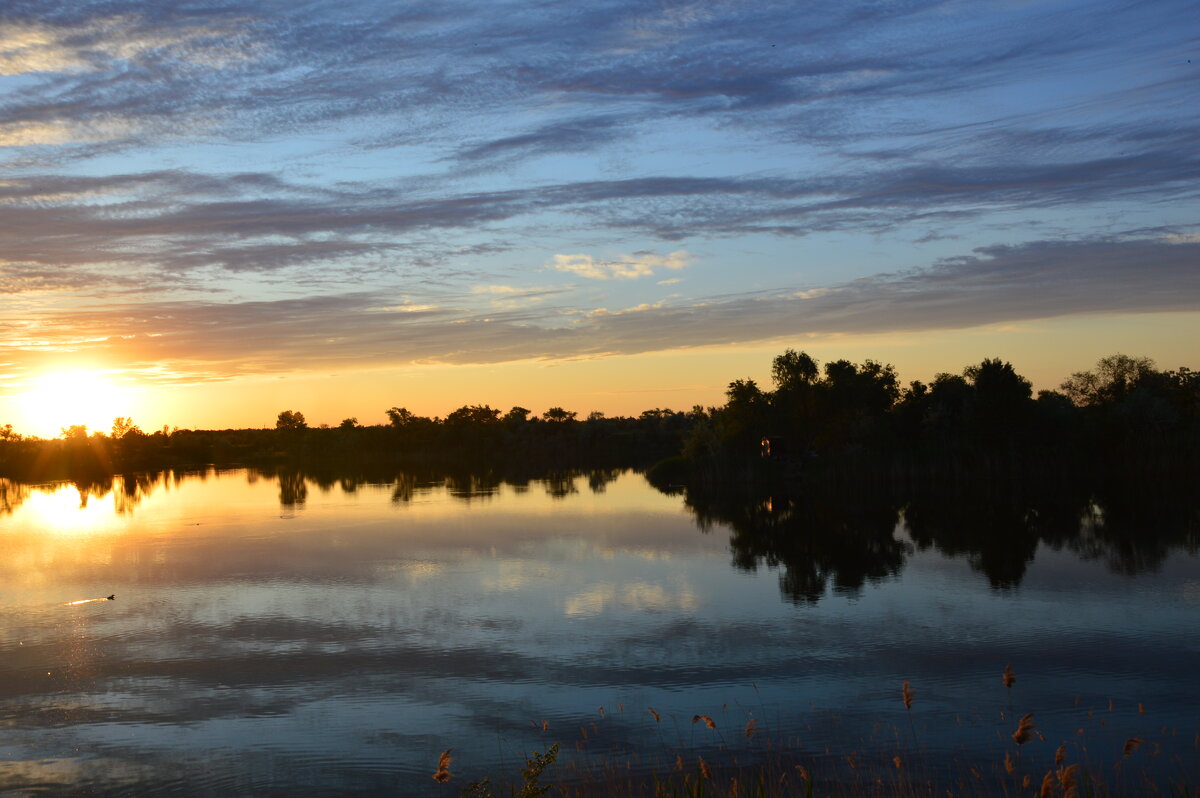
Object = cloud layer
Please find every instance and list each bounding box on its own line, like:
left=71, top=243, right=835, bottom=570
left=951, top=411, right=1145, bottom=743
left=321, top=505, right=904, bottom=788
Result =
left=0, top=0, right=1196, bottom=387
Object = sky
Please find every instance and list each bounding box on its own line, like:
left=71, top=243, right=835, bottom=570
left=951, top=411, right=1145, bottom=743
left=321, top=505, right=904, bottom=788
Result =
left=0, top=0, right=1197, bottom=436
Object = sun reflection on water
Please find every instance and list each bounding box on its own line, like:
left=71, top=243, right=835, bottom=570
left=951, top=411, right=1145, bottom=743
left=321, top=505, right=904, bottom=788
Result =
left=18, top=484, right=125, bottom=536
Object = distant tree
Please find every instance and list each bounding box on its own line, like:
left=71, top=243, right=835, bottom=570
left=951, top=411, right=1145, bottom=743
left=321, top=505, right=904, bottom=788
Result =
left=275, top=410, right=307, bottom=431
left=1061, top=354, right=1156, bottom=406
left=542, top=407, right=577, bottom=422
left=60, top=424, right=89, bottom=441
left=725, top=379, right=765, bottom=409
left=0, top=424, right=20, bottom=442
left=386, top=406, right=415, bottom=427
left=446, top=404, right=501, bottom=426
left=503, top=406, right=531, bottom=424
left=111, top=416, right=144, bottom=440
left=586, top=410, right=606, bottom=421
left=771, top=349, right=820, bottom=390
left=964, top=358, right=1033, bottom=443
left=338, top=417, right=359, bottom=429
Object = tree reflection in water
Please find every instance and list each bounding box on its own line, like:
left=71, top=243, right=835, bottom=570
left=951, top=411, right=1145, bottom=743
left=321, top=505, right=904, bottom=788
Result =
left=669, top=475, right=1199, bottom=602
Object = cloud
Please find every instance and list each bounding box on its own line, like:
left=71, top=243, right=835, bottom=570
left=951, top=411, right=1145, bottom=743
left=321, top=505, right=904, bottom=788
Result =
left=452, top=115, right=624, bottom=164
left=0, top=0, right=1195, bottom=389
left=2, top=236, right=1194, bottom=385
left=551, top=250, right=689, bottom=280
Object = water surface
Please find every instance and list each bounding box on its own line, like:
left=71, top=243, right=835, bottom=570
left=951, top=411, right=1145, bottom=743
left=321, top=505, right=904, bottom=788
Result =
left=0, top=469, right=1197, bottom=795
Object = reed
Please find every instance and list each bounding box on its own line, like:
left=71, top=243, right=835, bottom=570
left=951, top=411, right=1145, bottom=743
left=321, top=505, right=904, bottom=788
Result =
left=428, top=676, right=1197, bottom=798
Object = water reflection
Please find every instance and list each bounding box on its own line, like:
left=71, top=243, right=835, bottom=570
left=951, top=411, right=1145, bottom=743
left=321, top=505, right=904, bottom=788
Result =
left=672, top=475, right=1200, bottom=600
left=685, top=486, right=909, bottom=604
left=0, top=467, right=1196, bottom=796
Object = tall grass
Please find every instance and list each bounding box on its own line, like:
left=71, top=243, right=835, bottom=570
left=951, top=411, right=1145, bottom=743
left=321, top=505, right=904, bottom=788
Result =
left=431, top=668, right=1199, bottom=797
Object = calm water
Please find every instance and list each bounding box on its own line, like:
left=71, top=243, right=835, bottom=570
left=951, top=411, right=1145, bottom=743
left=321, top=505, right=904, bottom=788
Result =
left=0, top=468, right=1197, bottom=795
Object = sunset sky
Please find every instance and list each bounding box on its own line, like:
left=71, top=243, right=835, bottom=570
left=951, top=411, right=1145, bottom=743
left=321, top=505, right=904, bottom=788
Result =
left=1, top=0, right=1197, bottom=437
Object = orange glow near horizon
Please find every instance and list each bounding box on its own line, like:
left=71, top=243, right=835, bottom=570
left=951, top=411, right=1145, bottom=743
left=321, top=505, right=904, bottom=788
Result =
left=11, top=370, right=136, bottom=439
left=1, top=312, right=1197, bottom=436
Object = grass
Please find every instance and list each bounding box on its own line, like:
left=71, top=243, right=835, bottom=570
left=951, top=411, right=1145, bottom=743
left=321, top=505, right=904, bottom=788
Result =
left=427, top=667, right=1200, bottom=797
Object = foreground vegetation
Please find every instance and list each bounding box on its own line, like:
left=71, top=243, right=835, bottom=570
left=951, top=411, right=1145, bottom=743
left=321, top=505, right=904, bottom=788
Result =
left=1, top=352, right=1195, bottom=482
left=428, top=668, right=1197, bottom=797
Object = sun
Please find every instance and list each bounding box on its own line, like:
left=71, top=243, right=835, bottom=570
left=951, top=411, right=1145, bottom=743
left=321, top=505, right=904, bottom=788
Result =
left=15, top=370, right=133, bottom=439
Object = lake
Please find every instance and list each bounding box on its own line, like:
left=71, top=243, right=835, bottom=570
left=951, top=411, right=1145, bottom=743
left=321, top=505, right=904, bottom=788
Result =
left=1, top=467, right=1197, bottom=796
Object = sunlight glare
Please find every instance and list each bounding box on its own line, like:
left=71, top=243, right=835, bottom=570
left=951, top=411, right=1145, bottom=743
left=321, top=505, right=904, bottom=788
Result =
left=20, top=484, right=124, bottom=536
left=16, top=370, right=131, bottom=438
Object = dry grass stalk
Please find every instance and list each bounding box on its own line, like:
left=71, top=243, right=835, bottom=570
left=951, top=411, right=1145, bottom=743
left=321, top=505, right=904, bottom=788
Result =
left=698, top=757, right=712, bottom=780
left=1012, top=713, right=1036, bottom=745
left=1004, top=751, right=1015, bottom=774
left=647, top=707, right=661, bottom=723
left=796, top=765, right=809, bottom=782
left=1003, top=664, right=1016, bottom=688
left=541, top=719, right=548, bottom=731
left=1022, top=774, right=1032, bottom=789
left=1058, top=763, right=1080, bottom=797
left=902, top=680, right=914, bottom=710
left=1055, top=744, right=1066, bottom=766
left=692, top=714, right=716, bottom=730
left=675, top=754, right=684, bottom=771
left=432, top=749, right=453, bottom=783
left=744, top=718, right=758, bottom=739
left=1123, top=737, right=1143, bottom=756
left=1039, top=770, right=1055, bottom=798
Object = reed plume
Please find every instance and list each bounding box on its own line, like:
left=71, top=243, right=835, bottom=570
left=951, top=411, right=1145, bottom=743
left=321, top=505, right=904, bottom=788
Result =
left=1038, top=770, right=1055, bottom=798
left=1003, top=664, right=1016, bottom=688
left=647, top=707, right=661, bottom=723
left=744, top=718, right=758, bottom=739
left=1004, top=751, right=1015, bottom=774
left=432, top=749, right=453, bottom=783
left=893, top=755, right=903, bottom=769
left=698, top=756, right=712, bottom=780
left=692, top=714, right=716, bottom=730
left=902, top=680, right=913, bottom=710
left=1123, top=737, right=1143, bottom=756
left=1054, top=744, right=1065, bottom=766
left=1058, top=763, right=1080, bottom=797
left=1012, top=713, right=1035, bottom=745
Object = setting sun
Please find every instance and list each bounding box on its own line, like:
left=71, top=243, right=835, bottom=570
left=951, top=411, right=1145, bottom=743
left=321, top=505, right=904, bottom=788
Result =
left=15, top=370, right=132, bottom=439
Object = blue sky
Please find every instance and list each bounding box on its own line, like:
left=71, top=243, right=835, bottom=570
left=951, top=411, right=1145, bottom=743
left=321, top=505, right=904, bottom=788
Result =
left=0, top=0, right=1197, bottom=428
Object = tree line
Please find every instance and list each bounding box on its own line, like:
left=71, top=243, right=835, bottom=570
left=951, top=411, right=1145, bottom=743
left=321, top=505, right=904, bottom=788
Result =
left=673, top=351, right=1198, bottom=482
left=0, top=403, right=695, bottom=479
left=0, top=351, right=1195, bottom=481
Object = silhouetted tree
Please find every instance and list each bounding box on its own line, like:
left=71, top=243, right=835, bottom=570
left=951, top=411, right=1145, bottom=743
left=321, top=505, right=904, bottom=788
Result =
left=771, top=348, right=820, bottom=390
left=386, top=407, right=415, bottom=427
left=542, top=407, right=577, bottom=422
left=964, top=358, right=1033, bottom=446
left=446, top=405, right=501, bottom=426
left=111, top=416, right=143, bottom=439
left=503, top=406, right=531, bottom=424
left=1060, top=353, right=1157, bottom=406
left=276, top=410, right=307, bottom=431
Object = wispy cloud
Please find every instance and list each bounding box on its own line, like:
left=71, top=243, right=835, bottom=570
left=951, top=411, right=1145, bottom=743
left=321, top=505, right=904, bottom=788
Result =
left=0, top=0, right=1194, bottom=388
left=550, top=250, right=689, bottom=281
left=3, top=236, right=1193, bottom=383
